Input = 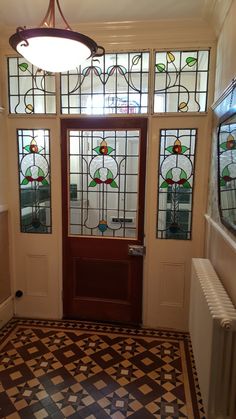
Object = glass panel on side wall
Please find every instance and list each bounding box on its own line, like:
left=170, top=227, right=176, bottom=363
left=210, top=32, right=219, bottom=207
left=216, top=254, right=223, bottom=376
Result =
left=218, top=113, right=236, bottom=233
left=17, top=129, right=52, bottom=233
left=8, top=57, right=56, bottom=114
left=68, top=129, right=140, bottom=238
left=60, top=52, right=149, bottom=114
left=157, top=129, right=197, bottom=240
left=154, top=50, right=210, bottom=113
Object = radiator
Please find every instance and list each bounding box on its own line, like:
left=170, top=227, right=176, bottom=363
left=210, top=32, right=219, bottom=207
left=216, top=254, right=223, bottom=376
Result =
left=189, top=258, right=236, bottom=419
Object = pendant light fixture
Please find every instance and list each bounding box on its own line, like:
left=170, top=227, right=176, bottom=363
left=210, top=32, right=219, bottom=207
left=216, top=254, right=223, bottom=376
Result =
left=9, top=0, right=105, bottom=72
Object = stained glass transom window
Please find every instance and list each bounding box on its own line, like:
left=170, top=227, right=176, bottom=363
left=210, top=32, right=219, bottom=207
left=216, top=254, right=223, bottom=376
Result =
left=8, top=57, right=56, bottom=114
left=18, top=129, right=51, bottom=233
left=218, top=115, right=236, bottom=230
left=69, top=130, right=140, bottom=237
left=157, top=129, right=197, bottom=239
left=61, top=52, right=149, bottom=114
left=154, top=50, right=210, bottom=113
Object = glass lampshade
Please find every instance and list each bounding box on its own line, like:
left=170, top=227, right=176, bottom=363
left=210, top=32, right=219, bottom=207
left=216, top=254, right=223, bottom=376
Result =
left=9, top=28, right=101, bottom=72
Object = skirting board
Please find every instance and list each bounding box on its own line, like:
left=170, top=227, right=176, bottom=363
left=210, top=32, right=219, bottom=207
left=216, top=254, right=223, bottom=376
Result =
left=0, top=296, right=14, bottom=329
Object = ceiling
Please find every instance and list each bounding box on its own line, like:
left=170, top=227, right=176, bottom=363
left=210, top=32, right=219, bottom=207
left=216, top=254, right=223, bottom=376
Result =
left=0, top=0, right=232, bottom=36
left=0, top=0, right=220, bottom=27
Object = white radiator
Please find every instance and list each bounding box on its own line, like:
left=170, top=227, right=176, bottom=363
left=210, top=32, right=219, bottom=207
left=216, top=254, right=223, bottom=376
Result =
left=189, top=258, right=236, bottom=419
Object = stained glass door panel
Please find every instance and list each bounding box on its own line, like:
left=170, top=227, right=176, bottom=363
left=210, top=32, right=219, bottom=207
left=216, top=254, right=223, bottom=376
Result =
left=69, top=130, right=140, bottom=238
left=62, top=118, right=147, bottom=324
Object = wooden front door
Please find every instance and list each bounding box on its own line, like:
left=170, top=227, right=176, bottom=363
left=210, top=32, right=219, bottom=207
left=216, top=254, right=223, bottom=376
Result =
left=61, top=117, right=147, bottom=325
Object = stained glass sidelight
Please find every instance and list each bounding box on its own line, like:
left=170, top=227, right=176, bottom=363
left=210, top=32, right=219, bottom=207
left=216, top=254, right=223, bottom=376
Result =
left=218, top=115, right=236, bottom=230
left=157, top=129, right=197, bottom=239
left=154, top=50, right=210, bottom=113
left=18, top=129, right=51, bottom=233
left=8, top=57, right=56, bottom=114
left=69, top=130, right=140, bottom=237
left=61, top=52, right=149, bottom=114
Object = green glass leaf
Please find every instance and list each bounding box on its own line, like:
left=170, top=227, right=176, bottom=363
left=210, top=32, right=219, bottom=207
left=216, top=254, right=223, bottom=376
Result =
left=25, top=168, right=32, bottom=177
left=180, top=169, right=187, bottom=179
left=166, top=146, right=174, bottom=153
left=107, top=146, right=114, bottom=155
left=24, top=145, right=31, bottom=152
left=222, top=166, right=230, bottom=177
left=82, top=66, right=91, bottom=77
left=37, top=146, right=44, bottom=154
left=183, top=181, right=191, bottom=189
left=166, top=169, right=173, bottom=179
left=160, top=181, right=169, bottom=188
left=18, top=62, right=28, bottom=72
left=41, top=179, right=49, bottom=186
left=21, top=178, right=29, bottom=185
left=89, top=180, right=97, bottom=187
left=186, top=57, right=197, bottom=67
left=220, top=178, right=226, bottom=187
left=107, top=169, right=113, bottom=179
left=94, top=169, right=100, bottom=178
left=38, top=167, right=45, bottom=177
left=220, top=142, right=227, bottom=151
left=181, top=146, right=189, bottom=153
left=110, top=180, right=118, bottom=188
left=155, top=63, right=166, bottom=73
left=93, top=146, right=101, bottom=154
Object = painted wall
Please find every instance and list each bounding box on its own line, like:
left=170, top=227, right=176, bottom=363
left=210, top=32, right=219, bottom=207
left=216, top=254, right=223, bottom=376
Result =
left=0, top=52, right=11, bottom=304
left=0, top=18, right=216, bottom=328
left=214, top=0, right=236, bottom=100
left=207, top=0, right=236, bottom=307
left=0, top=111, right=7, bottom=206
left=0, top=211, right=11, bottom=304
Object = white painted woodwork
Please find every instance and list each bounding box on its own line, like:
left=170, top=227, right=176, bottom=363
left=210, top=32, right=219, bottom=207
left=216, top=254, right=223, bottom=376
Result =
left=0, top=2, right=221, bottom=327
left=143, top=116, right=212, bottom=331
left=7, top=118, right=62, bottom=319
left=0, top=297, right=14, bottom=329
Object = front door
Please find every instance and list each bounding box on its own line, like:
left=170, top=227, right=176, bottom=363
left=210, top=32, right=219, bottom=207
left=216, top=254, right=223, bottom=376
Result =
left=61, top=118, right=147, bottom=324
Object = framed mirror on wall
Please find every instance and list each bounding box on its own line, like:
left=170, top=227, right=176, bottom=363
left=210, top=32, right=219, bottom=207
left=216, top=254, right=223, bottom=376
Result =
left=218, top=108, right=236, bottom=234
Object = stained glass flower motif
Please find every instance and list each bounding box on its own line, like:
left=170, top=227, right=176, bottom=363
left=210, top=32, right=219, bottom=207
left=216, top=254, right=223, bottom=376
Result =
left=157, top=129, right=196, bottom=240
left=89, top=140, right=118, bottom=188
left=18, top=129, right=51, bottom=233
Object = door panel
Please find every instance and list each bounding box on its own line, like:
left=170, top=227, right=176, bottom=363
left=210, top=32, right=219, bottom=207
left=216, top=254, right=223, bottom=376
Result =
left=143, top=116, right=211, bottom=331
left=61, top=118, right=147, bottom=324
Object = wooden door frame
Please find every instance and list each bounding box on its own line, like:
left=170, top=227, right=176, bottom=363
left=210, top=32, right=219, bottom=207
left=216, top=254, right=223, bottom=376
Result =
left=61, top=117, right=148, bottom=323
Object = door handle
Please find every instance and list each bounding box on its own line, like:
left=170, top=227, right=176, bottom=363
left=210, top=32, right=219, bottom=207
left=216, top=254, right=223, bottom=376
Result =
left=128, top=245, right=146, bottom=256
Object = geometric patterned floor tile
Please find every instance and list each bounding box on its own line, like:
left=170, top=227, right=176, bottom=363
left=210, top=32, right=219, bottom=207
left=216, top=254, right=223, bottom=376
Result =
left=0, top=318, right=205, bottom=419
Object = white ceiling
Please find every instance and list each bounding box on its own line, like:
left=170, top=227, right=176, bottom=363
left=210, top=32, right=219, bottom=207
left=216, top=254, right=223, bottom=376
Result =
left=0, top=0, right=215, bottom=27
left=0, top=0, right=232, bottom=36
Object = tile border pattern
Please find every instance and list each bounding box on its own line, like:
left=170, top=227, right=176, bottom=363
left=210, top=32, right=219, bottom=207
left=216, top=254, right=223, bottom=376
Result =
left=0, top=318, right=206, bottom=418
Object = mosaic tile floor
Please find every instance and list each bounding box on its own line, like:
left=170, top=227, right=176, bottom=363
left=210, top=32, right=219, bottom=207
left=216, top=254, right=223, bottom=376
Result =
left=0, top=319, right=205, bottom=418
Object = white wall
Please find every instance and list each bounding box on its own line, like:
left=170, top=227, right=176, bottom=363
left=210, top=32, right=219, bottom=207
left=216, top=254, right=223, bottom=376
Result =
left=207, top=0, right=236, bottom=307
left=0, top=18, right=216, bottom=328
